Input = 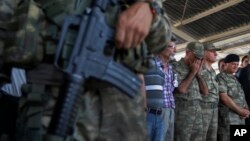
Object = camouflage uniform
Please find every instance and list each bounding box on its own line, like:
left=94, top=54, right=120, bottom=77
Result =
left=172, top=58, right=203, bottom=141
left=200, top=67, right=219, bottom=141
left=0, top=0, right=172, bottom=141
left=73, top=1, right=172, bottom=141
left=217, top=72, right=247, bottom=141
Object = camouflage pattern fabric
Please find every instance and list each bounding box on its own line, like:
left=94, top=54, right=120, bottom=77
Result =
left=200, top=67, right=219, bottom=103
left=217, top=72, right=247, bottom=119
left=1, top=0, right=45, bottom=68
left=16, top=83, right=58, bottom=141
left=0, top=0, right=172, bottom=141
left=145, top=0, right=172, bottom=54
left=174, top=99, right=203, bottom=141
left=172, top=58, right=202, bottom=101
left=217, top=105, right=229, bottom=141
left=200, top=103, right=218, bottom=141
left=0, top=0, right=17, bottom=19
left=72, top=0, right=171, bottom=140
left=172, top=58, right=203, bottom=141
left=217, top=72, right=246, bottom=140
left=73, top=79, right=149, bottom=141
left=200, top=67, right=219, bottom=141
left=0, top=0, right=21, bottom=82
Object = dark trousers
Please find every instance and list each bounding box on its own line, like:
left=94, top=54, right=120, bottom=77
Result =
left=0, top=91, right=19, bottom=141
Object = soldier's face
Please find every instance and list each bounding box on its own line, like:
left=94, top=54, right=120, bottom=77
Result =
left=204, top=50, right=217, bottom=63
left=225, top=62, right=239, bottom=73
left=219, top=61, right=225, bottom=72
left=190, top=51, right=202, bottom=63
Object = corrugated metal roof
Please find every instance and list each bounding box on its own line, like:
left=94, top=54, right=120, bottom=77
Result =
left=163, top=0, right=250, bottom=56
left=163, top=0, right=250, bottom=72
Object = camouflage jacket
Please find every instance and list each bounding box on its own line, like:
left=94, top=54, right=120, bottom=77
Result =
left=200, top=66, right=219, bottom=103
left=217, top=72, right=247, bottom=108
left=0, top=0, right=171, bottom=69
left=172, top=58, right=202, bottom=101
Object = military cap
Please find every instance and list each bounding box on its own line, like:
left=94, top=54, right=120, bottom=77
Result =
left=224, top=54, right=239, bottom=63
left=204, top=43, right=220, bottom=51
left=186, top=42, right=204, bottom=59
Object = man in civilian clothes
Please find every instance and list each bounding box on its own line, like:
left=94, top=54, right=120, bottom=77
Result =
left=238, top=51, right=250, bottom=125
left=144, top=36, right=178, bottom=141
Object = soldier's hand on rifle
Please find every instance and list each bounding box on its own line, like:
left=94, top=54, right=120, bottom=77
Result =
left=115, top=2, right=153, bottom=49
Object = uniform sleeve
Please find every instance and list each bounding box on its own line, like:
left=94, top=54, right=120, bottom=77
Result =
left=0, top=0, right=18, bottom=54
left=130, top=0, right=172, bottom=54
left=0, top=0, right=18, bottom=46
left=145, top=1, right=172, bottom=54
left=145, top=12, right=172, bottom=54
left=217, top=74, right=228, bottom=94
left=0, top=0, right=17, bottom=20
left=172, top=62, right=184, bottom=86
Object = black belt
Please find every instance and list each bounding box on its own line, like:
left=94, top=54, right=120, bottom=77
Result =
left=146, top=108, right=162, bottom=115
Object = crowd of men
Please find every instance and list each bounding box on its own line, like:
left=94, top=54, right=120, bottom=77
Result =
left=144, top=41, right=250, bottom=141
left=0, top=0, right=250, bottom=141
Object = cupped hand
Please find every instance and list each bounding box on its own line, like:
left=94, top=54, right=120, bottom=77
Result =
left=115, top=2, right=153, bottom=49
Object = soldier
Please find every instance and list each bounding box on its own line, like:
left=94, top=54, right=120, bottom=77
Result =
left=172, top=42, right=208, bottom=141
left=0, top=0, right=172, bottom=141
left=200, top=43, right=219, bottom=141
left=218, top=58, right=225, bottom=73
left=217, top=54, right=250, bottom=141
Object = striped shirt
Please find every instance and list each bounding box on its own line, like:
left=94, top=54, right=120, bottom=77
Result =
left=155, top=56, right=176, bottom=108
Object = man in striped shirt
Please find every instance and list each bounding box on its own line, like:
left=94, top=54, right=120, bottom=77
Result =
left=144, top=36, right=177, bottom=141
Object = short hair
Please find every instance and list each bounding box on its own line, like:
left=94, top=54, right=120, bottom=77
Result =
left=218, top=58, right=224, bottom=67
left=171, top=34, right=177, bottom=42
left=241, top=55, right=248, bottom=63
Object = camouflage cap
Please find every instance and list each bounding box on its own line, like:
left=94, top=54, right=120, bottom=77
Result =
left=204, top=43, right=221, bottom=51
left=186, top=42, right=204, bottom=59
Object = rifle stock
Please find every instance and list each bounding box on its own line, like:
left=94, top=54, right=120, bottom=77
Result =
left=48, top=0, right=141, bottom=138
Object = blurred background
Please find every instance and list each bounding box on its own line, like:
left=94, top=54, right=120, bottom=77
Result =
left=163, top=0, right=250, bottom=72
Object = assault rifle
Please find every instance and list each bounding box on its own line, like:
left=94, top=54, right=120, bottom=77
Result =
left=47, top=0, right=141, bottom=138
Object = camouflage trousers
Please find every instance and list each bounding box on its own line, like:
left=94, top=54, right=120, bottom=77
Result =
left=201, top=102, right=218, bottom=141
left=16, top=83, right=59, bottom=141
left=218, top=108, right=245, bottom=141
left=73, top=79, right=149, bottom=141
left=174, top=99, right=203, bottom=141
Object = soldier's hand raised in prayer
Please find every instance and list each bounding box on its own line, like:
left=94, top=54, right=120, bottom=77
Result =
left=196, top=59, right=204, bottom=76
left=115, top=2, right=153, bottom=49
left=190, top=59, right=202, bottom=75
